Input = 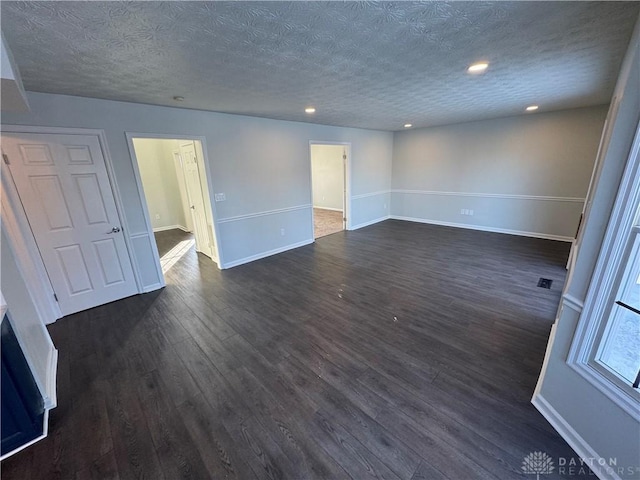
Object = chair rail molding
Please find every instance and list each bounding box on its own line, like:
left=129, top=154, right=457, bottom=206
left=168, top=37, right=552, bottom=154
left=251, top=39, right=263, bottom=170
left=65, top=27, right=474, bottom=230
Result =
left=391, top=189, right=585, bottom=203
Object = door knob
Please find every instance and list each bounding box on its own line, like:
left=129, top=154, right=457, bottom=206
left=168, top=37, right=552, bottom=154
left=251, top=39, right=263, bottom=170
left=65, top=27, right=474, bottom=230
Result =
left=107, top=227, right=121, bottom=234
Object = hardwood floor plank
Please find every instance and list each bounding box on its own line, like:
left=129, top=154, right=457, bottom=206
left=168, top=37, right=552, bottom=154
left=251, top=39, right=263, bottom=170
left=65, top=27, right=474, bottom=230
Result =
left=4, top=221, right=587, bottom=479
left=286, top=343, right=389, bottom=419
left=359, top=390, right=501, bottom=480
left=410, top=460, right=449, bottom=480
left=74, top=450, right=120, bottom=480
left=358, top=368, right=525, bottom=476
left=71, top=380, right=113, bottom=473
left=308, top=409, right=403, bottom=480
left=172, top=337, right=254, bottom=423
left=137, top=371, right=211, bottom=479
left=277, top=355, right=421, bottom=480
left=227, top=365, right=351, bottom=479
left=170, top=311, right=240, bottom=375
left=105, top=372, right=165, bottom=480
left=176, top=394, right=258, bottom=480
left=0, top=444, right=34, bottom=480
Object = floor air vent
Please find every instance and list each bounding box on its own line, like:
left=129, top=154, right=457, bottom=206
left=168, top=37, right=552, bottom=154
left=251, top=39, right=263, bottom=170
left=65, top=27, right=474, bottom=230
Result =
left=537, top=278, right=553, bottom=289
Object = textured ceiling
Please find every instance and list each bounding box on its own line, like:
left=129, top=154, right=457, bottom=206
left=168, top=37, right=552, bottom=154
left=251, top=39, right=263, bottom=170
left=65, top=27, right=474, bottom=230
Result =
left=1, top=1, right=638, bottom=131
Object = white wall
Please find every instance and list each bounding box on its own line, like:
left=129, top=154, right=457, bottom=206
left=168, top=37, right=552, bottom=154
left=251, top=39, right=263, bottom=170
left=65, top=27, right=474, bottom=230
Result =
left=133, top=138, right=187, bottom=231
left=1, top=228, right=57, bottom=408
left=391, top=106, right=608, bottom=240
left=534, top=19, right=640, bottom=478
left=311, top=144, right=344, bottom=211
left=2, top=92, right=393, bottom=278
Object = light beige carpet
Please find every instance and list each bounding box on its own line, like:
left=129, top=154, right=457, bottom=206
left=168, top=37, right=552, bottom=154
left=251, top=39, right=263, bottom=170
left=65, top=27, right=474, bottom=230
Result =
left=314, top=208, right=343, bottom=238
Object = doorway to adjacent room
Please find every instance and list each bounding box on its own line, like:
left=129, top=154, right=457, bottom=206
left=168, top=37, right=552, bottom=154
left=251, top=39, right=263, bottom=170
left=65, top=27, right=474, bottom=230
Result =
left=129, top=136, right=219, bottom=277
left=310, top=143, right=349, bottom=239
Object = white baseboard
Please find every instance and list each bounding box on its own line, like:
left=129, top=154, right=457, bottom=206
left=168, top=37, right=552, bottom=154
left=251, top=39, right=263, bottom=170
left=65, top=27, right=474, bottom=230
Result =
left=390, top=215, right=574, bottom=242
left=531, top=394, right=620, bottom=480
left=349, top=215, right=390, bottom=231
left=223, top=239, right=314, bottom=269
left=313, top=206, right=343, bottom=212
left=152, top=225, right=190, bottom=233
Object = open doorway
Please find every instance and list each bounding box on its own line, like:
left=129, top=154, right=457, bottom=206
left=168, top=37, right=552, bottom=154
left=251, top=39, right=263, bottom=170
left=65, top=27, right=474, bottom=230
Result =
left=129, top=137, right=218, bottom=276
left=310, top=143, right=349, bottom=239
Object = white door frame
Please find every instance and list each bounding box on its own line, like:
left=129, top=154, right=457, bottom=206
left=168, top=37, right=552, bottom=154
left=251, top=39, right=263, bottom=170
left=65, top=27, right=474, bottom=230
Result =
left=125, top=133, right=223, bottom=277
left=1, top=125, right=142, bottom=324
left=309, top=141, right=352, bottom=238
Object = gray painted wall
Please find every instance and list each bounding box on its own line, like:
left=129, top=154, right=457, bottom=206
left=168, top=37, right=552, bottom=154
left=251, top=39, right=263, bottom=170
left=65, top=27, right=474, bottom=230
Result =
left=2, top=92, right=393, bottom=279
left=311, top=144, right=344, bottom=211
left=392, top=106, right=608, bottom=240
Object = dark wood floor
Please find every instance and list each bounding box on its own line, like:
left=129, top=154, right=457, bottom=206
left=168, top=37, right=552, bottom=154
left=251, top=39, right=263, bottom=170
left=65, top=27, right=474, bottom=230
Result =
left=154, top=228, right=194, bottom=258
left=2, top=220, right=589, bottom=479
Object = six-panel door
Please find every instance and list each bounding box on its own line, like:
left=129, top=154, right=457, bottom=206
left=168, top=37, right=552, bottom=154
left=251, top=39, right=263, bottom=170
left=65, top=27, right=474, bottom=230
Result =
left=2, top=133, right=137, bottom=316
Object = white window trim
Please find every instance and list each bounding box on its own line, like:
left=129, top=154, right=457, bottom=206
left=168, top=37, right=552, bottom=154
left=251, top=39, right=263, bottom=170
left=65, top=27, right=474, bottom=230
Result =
left=567, top=120, right=640, bottom=419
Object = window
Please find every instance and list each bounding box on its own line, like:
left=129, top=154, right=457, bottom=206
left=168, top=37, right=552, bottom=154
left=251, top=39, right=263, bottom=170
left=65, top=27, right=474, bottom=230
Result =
left=568, top=124, right=640, bottom=417
left=594, top=223, right=640, bottom=388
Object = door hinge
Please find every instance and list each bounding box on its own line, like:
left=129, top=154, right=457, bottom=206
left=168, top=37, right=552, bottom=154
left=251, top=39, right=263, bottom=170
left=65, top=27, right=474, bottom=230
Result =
left=2, top=153, right=9, bottom=165
left=53, top=293, right=58, bottom=302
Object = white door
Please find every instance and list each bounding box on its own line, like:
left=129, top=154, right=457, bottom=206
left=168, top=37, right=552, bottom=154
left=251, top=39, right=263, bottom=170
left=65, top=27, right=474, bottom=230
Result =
left=342, top=148, right=347, bottom=230
left=2, top=133, right=137, bottom=316
left=173, top=150, right=194, bottom=233
left=179, top=142, right=212, bottom=258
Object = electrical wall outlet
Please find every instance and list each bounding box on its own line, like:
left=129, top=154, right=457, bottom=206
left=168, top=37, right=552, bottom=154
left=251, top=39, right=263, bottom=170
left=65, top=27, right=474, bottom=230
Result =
left=214, top=193, right=226, bottom=202
left=460, top=209, right=475, bottom=216
left=280, top=228, right=285, bottom=236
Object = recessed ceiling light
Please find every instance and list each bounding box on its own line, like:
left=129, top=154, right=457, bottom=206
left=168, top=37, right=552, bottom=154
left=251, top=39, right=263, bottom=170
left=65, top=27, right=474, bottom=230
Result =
left=305, top=107, right=316, bottom=114
left=404, top=123, right=412, bottom=128
left=526, top=105, right=539, bottom=112
left=173, top=96, right=184, bottom=102
left=467, top=62, right=489, bottom=74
